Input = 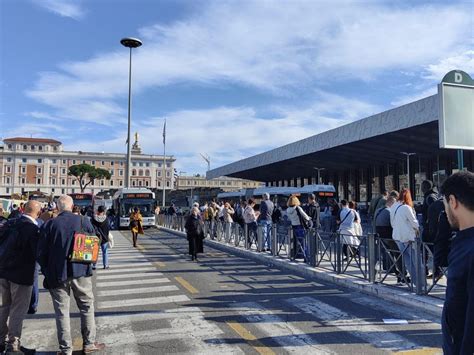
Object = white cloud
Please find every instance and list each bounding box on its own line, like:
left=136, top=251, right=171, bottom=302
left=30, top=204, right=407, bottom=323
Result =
left=67, top=91, right=380, bottom=174
left=424, top=50, right=474, bottom=80
left=32, top=0, right=84, bottom=19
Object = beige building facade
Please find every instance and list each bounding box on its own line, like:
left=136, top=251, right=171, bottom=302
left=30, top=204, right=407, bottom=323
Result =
left=176, top=175, right=263, bottom=192
left=0, top=137, right=175, bottom=196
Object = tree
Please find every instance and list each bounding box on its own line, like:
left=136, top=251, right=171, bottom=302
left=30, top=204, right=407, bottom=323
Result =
left=68, top=164, right=112, bottom=192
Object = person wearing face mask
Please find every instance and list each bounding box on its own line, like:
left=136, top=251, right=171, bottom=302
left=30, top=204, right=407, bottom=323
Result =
left=185, top=207, right=205, bottom=261
left=0, top=200, right=42, bottom=354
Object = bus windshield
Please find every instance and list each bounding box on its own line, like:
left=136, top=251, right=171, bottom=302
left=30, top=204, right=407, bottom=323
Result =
left=120, top=199, right=155, bottom=217
left=73, top=199, right=93, bottom=207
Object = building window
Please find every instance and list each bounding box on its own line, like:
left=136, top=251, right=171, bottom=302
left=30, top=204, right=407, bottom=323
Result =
left=133, top=162, right=137, bottom=167
left=62, top=159, right=66, bottom=164
left=6, top=166, right=11, bottom=173
left=110, top=180, right=114, bottom=186
left=132, top=181, right=136, bottom=187
left=6, top=157, right=11, bottom=162
left=52, top=159, right=57, bottom=164
left=82, top=160, right=86, bottom=164
left=158, top=163, right=162, bottom=168
left=54, top=146, right=58, bottom=151
left=31, top=145, right=35, bottom=151
left=138, top=170, right=143, bottom=176
left=52, top=178, right=56, bottom=185
left=23, top=145, right=27, bottom=150
left=119, top=170, right=123, bottom=176
left=7, top=144, right=12, bottom=149
left=22, top=158, right=27, bottom=163
left=38, top=145, right=43, bottom=151
left=138, top=181, right=142, bottom=187
left=72, top=160, right=76, bottom=164
left=145, top=181, right=149, bottom=187
left=38, top=159, right=42, bottom=163
left=101, top=161, right=105, bottom=166
left=145, top=170, right=150, bottom=177
left=119, top=180, right=123, bottom=186
left=146, top=162, right=150, bottom=167
left=101, top=180, right=104, bottom=186
left=120, top=161, right=124, bottom=166
left=166, top=181, right=170, bottom=187
left=62, top=168, right=66, bottom=174
left=6, top=188, right=9, bottom=194
left=21, top=178, right=25, bottom=184
left=6, top=177, right=11, bottom=184
left=92, top=160, right=96, bottom=165
left=157, top=171, right=161, bottom=177
left=52, top=168, right=56, bottom=174
left=37, top=167, right=42, bottom=174
left=158, top=181, right=161, bottom=187
left=72, top=180, right=76, bottom=185
left=167, top=172, right=170, bottom=177
left=62, top=179, right=66, bottom=185
left=139, top=162, right=143, bottom=167
left=110, top=170, right=114, bottom=176
left=37, top=178, right=41, bottom=184
left=21, top=167, right=26, bottom=174
left=132, top=169, right=136, bottom=176
left=111, top=161, right=114, bottom=166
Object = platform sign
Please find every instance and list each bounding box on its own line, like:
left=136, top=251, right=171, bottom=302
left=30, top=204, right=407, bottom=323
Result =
left=438, top=70, right=474, bottom=150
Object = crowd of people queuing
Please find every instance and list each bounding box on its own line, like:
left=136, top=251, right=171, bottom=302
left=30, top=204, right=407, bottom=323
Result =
left=0, top=171, right=473, bottom=354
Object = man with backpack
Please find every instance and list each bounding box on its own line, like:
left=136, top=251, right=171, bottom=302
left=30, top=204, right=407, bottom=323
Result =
left=303, top=194, right=320, bottom=230
left=38, top=195, right=105, bottom=355
left=0, top=200, right=42, bottom=354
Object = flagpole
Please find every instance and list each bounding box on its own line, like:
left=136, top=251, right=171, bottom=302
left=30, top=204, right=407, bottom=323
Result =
left=162, top=119, right=166, bottom=208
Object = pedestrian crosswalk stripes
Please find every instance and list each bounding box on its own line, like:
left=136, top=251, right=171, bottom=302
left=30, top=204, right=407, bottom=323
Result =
left=97, top=294, right=190, bottom=309
left=97, top=285, right=179, bottom=297
left=286, top=296, right=421, bottom=352
left=95, top=271, right=164, bottom=280
left=95, top=266, right=156, bottom=274
left=96, top=278, right=171, bottom=287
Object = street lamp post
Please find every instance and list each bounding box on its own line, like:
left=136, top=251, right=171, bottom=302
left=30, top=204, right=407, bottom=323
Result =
left=401, top=152, right=416, bottom=192
left=121, top=37, right=142, bottom=188
left=313, top=167, right=325, bottom=184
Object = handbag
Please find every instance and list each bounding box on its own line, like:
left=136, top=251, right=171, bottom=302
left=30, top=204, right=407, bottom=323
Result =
left=296, top=206, right=311, bottom=230
left=69, top=217, right=100, bottom=264
left=108, top=232, right=114, bottom=249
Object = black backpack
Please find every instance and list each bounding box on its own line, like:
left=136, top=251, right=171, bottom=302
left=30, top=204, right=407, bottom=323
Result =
left=0, top=218, right=21, bottom=270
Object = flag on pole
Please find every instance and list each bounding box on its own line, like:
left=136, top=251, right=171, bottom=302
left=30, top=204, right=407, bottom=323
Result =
left=162, top=119, right=166, bottom=145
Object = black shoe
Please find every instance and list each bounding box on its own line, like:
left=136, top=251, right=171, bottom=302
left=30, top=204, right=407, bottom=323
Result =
left=27, top=308, right=37, bottom=314
left=20, top=346, right=36, bottom=355
left=103, top=266, right=110, bottom=269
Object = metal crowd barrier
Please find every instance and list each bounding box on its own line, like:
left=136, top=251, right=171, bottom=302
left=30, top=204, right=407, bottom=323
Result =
left=155, top=216, right=446, bottom=297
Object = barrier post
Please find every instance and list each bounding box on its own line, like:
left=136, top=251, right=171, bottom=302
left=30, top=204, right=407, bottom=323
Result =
left=368, top=233, right=376, bottom=283
left=314, top=229, right=320, bottom=266
left=289, top=227, right=295, bottom=260
left=414, top=237, right=424, bottom=295
left=308, top=229, right=316, bottom=267
left=244, top=224, right=249, bottom=249
left=335, top=232, right=342, bottom=274
left=257, top=225, right=264, bottom=252
left=271, top=224, right=277, bottom=256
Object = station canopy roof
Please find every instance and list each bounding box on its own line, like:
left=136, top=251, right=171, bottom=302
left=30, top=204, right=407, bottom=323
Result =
left=207, top=94, right=444, bottom=182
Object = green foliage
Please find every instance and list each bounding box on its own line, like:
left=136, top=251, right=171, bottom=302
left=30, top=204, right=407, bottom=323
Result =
left=68, top=164, right=111, bottom=192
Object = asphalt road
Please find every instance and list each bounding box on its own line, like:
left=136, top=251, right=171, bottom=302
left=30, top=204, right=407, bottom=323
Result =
left=22, top=228, right=443, bottom=354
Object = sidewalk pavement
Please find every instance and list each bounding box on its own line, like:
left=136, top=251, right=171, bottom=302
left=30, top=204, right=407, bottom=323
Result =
left=158, top=226, right=444, bottom=318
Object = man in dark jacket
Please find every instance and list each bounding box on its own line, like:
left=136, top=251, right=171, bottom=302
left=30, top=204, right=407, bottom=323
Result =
left=440, top=171, right=474, bottom=355
left=38, top=195, right=105, bottom=355
left=0, top=200, right=41, bottom=354
left=303, top=194, right=320, bottom=229
left=421, top=180, right=438, bottom=242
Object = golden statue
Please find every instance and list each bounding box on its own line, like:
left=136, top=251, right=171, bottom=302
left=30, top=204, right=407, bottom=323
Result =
left=134, top=132, right=139, bottom=143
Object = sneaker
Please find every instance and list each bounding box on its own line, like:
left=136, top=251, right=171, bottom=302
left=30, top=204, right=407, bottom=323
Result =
left=83, top=342, right=105, bottom=353
left=27, top=308, right=37, bottom=314
left=103, top=266, right=110, bottom=269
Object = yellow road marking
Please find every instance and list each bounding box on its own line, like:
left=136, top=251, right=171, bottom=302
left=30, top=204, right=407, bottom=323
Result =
left=153, top=261, right=166, bottom=267
left=227, top=322, right=275, bottom=355
left=175, top=276, right=199, bottom=294
left=394, top=348, right=442, bottom=355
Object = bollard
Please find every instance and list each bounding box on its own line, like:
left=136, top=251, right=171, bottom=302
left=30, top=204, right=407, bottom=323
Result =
left=289, top=227, right=295, bottom=260
left=414, top=237, right=424, bottom=295
left=368, top=233, right=376, bottom=283
left=244, top=224, right=249, bottom=249
left=314, top=229, right=320, bottom=266
left=286, top=227, right=292, bottom=259
left=335, top=232, right=342, bottom=274
left=307, top=229, right=316, bottom=267
left=271, top=224, right=278, bottom=256
left=234, top=224, right=240, bottom=247
left=257, top=225, right=264, bottom=252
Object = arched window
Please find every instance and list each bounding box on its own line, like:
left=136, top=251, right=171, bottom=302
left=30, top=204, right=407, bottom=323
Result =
left=138, top=170, right=143, bottom=176
left=132, top=180, right=136, bottom=186
left=132, top=169, right=136, bottom=176
left=145, top=170, right=150, bottom=177
left=138, top=181, right=142, bottom=186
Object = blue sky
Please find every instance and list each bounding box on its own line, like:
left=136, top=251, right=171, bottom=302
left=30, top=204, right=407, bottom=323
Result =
left=0, top=0, right=473, bottom=175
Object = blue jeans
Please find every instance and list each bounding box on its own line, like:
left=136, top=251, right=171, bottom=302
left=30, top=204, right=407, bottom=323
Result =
left=259, top=220, right=272, bottom=249
left=395, top=240, right=425, bottom=287
left=101, top=242, right=109, bottom=268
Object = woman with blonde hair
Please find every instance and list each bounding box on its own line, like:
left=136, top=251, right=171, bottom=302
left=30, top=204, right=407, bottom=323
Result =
left=286, top=195, right=311, bottom=261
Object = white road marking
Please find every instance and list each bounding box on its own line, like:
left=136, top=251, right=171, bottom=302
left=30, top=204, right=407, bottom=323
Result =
left=97, top=285, right=179, bottom=297
left=96, top=271, right=163, bottom=280
left=287, top=296, right=420, bottom=351
left=95, top=264, right=154, bottom=271
left=236, top=302, right=335, bottom=354
left=96, top=278, right=171, bottom=288
left=98, top=294, right=190, bottom=308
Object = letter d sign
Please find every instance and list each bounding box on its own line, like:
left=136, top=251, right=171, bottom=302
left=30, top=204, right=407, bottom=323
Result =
left=454, top=72, right=463, bottom=83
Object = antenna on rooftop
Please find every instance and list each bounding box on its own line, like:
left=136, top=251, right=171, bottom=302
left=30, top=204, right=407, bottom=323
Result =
left=200, top=153, right=211, bottom=172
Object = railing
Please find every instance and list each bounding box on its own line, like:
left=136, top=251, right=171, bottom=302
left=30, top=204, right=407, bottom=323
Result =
left=155, top=215, right=446, bottom=297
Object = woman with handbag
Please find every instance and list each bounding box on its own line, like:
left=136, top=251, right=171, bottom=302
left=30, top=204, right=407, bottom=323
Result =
left=91, top=205, right=111, bottom=269
left=130, top=207, right=144, bottom=247
left=286, top=195, right=311, bottom=261
left=185, top=207, right=205, bottom=261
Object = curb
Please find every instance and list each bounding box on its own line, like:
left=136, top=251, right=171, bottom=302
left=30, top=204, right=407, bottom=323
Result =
left=158, top=226, right=444, bottom=317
